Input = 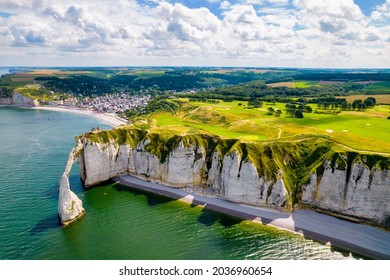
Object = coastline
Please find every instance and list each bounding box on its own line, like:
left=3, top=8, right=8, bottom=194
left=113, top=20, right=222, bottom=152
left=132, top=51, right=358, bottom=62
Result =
left=32, top=106, right=127, bottom=127
left=114, top=175, right=390, bottom=260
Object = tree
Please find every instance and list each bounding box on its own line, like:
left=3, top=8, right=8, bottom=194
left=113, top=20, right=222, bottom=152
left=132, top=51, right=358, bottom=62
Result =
left=305, top=105, right=313, bottom=113
left=352, top=99, right=363, bottom=110
left=275, top=109, right=282, bottom=117
left=294, top=110, right=304, bottom=118
left=357, top=102, right=367, bottom=111
left=323, top=102, right=330, bottom=110
left=364, top=97, right=376, bottom=107
left=266, top=107, right=275, bottom=115
left=248, top=98, right=263, bottom=108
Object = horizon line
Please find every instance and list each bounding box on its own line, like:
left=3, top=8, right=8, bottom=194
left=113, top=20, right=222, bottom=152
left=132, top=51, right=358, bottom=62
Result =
left=1, top=66, right=390, bottom=70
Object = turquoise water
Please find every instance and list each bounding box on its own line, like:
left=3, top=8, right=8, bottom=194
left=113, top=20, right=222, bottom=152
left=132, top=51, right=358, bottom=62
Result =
left=0, top=107, right=364, bottom=260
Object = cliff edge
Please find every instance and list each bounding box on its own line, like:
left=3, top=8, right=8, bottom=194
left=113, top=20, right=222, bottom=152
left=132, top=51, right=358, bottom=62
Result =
left=0, top=91, right=39, bottom=107
left=60, top=127, right=390, bottom=227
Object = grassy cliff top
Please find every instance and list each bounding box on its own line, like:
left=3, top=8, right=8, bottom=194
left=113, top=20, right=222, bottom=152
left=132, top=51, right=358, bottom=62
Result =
left=77, top=96, right=390, bottom=208
left=123, top=98, right=390, bottom=154
left=80, top=126, right=390, bottom=196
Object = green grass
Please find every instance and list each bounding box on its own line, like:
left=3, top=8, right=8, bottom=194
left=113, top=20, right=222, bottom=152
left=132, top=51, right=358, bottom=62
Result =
left=132, top=71, right=166, bottom=80
left=131, top=98, right=390, bottom=153
left=293, top=81, right=321, bottom=88
left=279, top=112, right=389, bottom=152
left=363, top=81, right=390, bottom=94
left=83, top=125, right=390, bottom=210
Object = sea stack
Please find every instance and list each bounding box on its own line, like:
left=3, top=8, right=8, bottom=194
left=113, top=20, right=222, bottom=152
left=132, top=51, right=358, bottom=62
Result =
left=58, top=144, right=84, bottom=226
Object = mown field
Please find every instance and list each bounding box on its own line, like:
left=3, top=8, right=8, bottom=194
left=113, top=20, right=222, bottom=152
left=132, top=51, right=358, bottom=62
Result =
left=130, top=99, right=390, bottom=154
left=266, top=80, right=390, bottom=94
left=0, top=69, right=94, bottom=89
left=338, top=94, right=390, bottom=104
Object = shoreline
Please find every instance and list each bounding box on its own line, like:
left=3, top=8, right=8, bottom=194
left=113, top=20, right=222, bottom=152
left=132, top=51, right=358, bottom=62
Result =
left=32, top=106, right=127, bottom=127
left=114, top=175, right=390, bottom=260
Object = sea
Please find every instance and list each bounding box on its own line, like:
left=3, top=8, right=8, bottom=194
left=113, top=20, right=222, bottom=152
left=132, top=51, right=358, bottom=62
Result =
left=0, top=67, right=10, bottom=77
left=0, top=107, right=364, bottom=260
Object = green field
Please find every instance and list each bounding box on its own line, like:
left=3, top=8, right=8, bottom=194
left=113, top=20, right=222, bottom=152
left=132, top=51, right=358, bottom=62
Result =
left=293, top=81, right=321, bottom=88
left=363, top=81, right=390, bottom=94
left=129, top=99, right=390, bottom=154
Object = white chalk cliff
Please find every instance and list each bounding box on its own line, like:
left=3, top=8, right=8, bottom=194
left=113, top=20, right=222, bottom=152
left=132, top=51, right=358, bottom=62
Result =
left=0, top=91, right=39, bottom=107
left=78, top=139, right=289, bottom=210
left=302, top=160, right=390, bottom=226
left=59, top=130, right=390, bottom=227
left=58, top=143, right=84, bottom=225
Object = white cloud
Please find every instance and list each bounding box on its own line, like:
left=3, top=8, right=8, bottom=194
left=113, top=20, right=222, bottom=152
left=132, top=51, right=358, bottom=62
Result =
left=220, top=1, right=231, bottom=10
left=244, top=0, right=263, bottom=4
left=371, top=0, right=390, bottom=23
left=293, top=0, right=364, bottom=19
left=0, top=0, right=388, bottom=67
left=265, top=0, right=290, bottom=5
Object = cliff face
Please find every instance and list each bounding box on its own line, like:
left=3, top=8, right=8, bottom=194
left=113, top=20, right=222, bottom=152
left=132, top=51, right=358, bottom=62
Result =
left=302, top=160, right=390, bottom=227
left=0, top=91, right=38, bottom=107
left=78, top=136, right=290, bottom=211
left=61, top=128, right=390, bottom=227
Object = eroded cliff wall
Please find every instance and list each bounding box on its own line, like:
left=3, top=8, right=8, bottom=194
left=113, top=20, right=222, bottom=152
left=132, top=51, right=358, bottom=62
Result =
left=67, top=128, right=390, bottom=227
left=0, top=91, right=38, bottom=106
left=302, top=158, right=390, bottom=227
left=78, top=132, right=290, bottom=211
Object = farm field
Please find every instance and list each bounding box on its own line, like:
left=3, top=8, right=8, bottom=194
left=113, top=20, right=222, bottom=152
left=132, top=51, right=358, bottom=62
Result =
left=0, top=69, right=94, bottom=89
left=131, top=99, right=390, bottom=154
left=267, top=81, right=320, bottom=88
left=339, top=94, right=390, bottom=105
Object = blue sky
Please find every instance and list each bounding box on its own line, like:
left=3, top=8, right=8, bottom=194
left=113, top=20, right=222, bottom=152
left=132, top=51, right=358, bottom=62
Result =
left=0, top=0, right=389, bottom=67
left=355, top=0, right=385, bottom=15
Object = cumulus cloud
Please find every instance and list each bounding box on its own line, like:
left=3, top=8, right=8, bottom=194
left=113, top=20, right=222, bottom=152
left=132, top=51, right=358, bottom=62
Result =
left=371, top=0, right=390, bottom=23
left=293, top=0, right=364, bottom=20
left=265, top=0, right=290, bottom=5
left=0, top=0, right=388, bottom=67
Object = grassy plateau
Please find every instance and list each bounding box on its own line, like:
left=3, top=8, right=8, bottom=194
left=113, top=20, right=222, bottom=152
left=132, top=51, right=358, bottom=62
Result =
left=126, top=98, right=390, bottom=154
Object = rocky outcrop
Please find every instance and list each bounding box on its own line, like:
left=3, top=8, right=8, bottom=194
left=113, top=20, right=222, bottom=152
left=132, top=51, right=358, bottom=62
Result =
left=0, top=91, right=39, bottom=107
left=58, top=143, right=85, bottom=225
left=208, top=150, right=288, bottom=209
left=302, top=159, right=390, bottom=227
left=0, top=97, right=12, bottom=104
left=60, top=128, right=390, bottom=227
left=77, top=137, right=289, bottom=211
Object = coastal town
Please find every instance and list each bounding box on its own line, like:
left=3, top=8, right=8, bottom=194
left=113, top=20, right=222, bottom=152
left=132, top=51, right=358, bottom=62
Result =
left=43, top=93, right=151, bottom=115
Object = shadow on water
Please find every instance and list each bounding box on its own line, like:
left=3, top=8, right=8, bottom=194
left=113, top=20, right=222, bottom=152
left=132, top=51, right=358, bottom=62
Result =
left=197, top=209, right=242, bottom=228
left=43, top=184, right=59, bottom=200
left=110, top=177, right=380, bottom=259
left=29, top=215, right=61, bottom=235
left=113, top=183, right=173, bottom=207
left=197, top=209, right=219, bottom=227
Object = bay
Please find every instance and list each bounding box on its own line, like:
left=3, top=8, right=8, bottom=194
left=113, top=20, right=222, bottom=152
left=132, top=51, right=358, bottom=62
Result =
left=0, top=107, right=363, bottom=259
